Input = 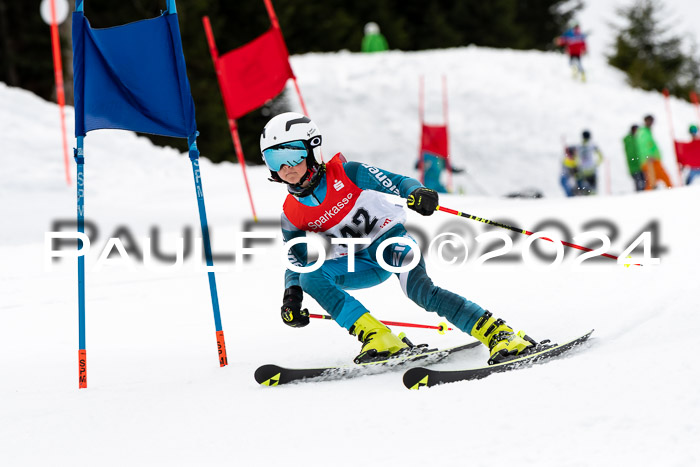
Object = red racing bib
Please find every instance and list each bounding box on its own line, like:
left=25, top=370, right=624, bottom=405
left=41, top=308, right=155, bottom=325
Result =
left=283, top=154, right=405, bottom=258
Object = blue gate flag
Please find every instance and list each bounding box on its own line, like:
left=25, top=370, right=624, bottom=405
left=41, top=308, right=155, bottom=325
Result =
left=70, top=2, right=229, bottom=388
left=72, top=10, right=196, bottom=138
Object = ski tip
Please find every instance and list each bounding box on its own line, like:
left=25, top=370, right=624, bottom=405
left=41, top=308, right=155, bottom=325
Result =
left=254, top=364, right=283, bottom=386
left=580, top=329, right=595, bottom=340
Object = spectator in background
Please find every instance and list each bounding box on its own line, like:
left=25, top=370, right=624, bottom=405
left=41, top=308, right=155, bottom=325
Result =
left=576, top=130, right=604, bottom=195
left=636, top=115, right=672, bottom=190
left=361, top=22, right=389, bottom=53
left=555, top=21, right=587, bottom=82
left=623, top=124, right=646, bottom=191
left=560, top=145, right=579, bottom=197
left=684, top=124, right=700, bottom=185
left=417, top=152, right=448, bottom=193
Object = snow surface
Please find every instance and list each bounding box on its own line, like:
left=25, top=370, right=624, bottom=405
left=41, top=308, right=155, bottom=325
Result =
left=2, top=2, right=700, bottom=466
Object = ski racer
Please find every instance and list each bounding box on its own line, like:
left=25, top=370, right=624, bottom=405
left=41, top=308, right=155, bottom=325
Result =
left=555, top=22, right=587, bottom=81
left=260, top=112, right=538, bottom=364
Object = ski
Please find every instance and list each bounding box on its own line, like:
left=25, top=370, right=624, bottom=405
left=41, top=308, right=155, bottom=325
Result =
left=255, top=341, right=481, bottom=386
left=403, top=329, right=594, bottom=389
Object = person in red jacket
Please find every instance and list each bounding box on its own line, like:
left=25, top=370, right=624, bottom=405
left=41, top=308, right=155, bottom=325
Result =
left=556, top=22, right=587, bottom=81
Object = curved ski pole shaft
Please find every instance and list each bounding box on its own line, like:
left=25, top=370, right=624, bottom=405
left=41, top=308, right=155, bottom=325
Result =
left=309, top=313, right=334, bottom=320
left=436, top=205, right=625, bottom=262
left=309, top=314, right=453, bottom=334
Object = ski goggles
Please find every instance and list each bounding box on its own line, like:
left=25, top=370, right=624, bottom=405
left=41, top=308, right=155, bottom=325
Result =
left=262, top=137, right=321, bottom=172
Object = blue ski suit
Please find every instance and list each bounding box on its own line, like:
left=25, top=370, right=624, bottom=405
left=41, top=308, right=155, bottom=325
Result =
left=281, top=154, right=486, bottom=333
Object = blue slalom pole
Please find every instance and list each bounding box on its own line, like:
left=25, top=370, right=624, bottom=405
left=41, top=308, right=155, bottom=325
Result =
left=188, top=133, right=228, bottom=367
left=75, top=136, right=87, bottom=388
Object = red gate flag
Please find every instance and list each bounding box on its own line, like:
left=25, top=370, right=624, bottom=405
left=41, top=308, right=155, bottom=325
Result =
left=421, top=124, right=449, bottom=158
left=675, top=140, right=700, bottom=168
left=218, top=27, right=294, bottom=119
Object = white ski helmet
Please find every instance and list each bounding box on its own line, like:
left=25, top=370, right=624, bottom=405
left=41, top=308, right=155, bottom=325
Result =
left=260, top=112, right=324, bottom=189
left=260, top=112, right=322, bottom=169
left=364, top=22, right=380, bottom=35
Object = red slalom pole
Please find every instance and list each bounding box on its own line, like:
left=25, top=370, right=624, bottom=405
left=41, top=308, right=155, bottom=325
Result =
left=442, top=74, right=453, bottom=192
left=436, top=205, right=626, bottom=262
left=202, top=16, right=258, bottom=222
left=690, top=91, right=700, bottom=124
left=309, top=314, right=453, bottom=334
left=49, top=0, right=71, bottom=186
left=418, top=75, right=425, bottom=184
left=262, top=0, right=309, bottom=116
left=663, top=89, right=683, bottom=185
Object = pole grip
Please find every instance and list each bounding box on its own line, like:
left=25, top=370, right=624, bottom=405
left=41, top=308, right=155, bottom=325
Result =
left=78, top=349, right=87, bottom=388
left=216, top=330, right=228, bottom=367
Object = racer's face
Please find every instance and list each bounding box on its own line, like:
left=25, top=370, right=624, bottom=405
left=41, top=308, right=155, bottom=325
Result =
left=278, top=159, right=309, bottom=186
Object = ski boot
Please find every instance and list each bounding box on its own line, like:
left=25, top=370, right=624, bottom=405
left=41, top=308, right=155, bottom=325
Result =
left=350, top=313, right=411, bottom=364
left=471, top=311, right=539, bottom=364
left=571, top=65, right=579, bottom=80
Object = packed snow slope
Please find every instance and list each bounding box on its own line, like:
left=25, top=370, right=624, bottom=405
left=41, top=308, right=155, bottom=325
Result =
left=1, top=31, right=699, bottom=467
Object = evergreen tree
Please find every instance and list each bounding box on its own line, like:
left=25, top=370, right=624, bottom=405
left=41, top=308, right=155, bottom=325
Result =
left=0, top=0, right=54, bottom=97
left=608, top=0, right=700, bottom=99
left=513, top=0, right=583, bottom=50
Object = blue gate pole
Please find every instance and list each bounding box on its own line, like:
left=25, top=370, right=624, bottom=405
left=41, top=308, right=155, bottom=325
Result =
left=75, top=136, right=87, bottom=388
left=74, top=0, right=85, bottom=388
left=188, top=133, right=228, bottom=367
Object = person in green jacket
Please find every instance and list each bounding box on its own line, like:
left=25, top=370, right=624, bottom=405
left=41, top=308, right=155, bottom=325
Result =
left=623, top=124, right=645, bottom=191
left=635, top=115, right=672, bottom=190
left=361, top=22, right=389, bottom=53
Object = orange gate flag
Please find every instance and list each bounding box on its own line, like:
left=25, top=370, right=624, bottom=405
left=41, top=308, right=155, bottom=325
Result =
left=218, top=27, right=295, bottom=119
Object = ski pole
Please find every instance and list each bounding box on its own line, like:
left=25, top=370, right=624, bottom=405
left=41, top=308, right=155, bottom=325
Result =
left=309, top=313, right=453, bottom=334
left=435, top=205, right=624, bottom=261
